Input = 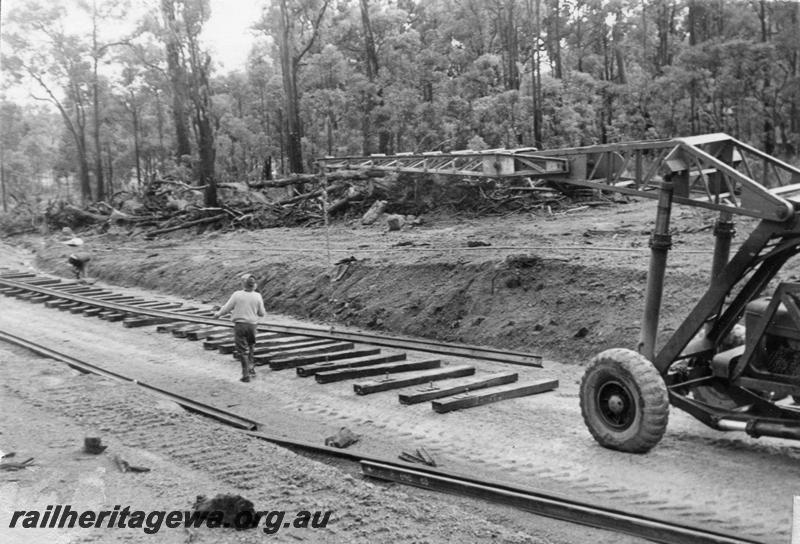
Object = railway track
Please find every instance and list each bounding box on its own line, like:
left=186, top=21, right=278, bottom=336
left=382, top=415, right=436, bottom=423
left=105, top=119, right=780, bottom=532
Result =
left=0, top=269, right=557, bottom=413
left=0, top=270, right=542, bottom=365
left=0, top=327, right=761, bottom=544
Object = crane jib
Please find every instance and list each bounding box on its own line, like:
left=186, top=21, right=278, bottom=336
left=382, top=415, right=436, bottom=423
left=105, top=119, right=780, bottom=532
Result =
left=318, top=133, right=800, bottom=222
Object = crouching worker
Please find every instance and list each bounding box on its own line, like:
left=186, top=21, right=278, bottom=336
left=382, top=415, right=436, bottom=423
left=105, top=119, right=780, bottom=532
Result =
left=68, top=253, right=91, bottom=281
left=213, top=274, right=266, bottom=382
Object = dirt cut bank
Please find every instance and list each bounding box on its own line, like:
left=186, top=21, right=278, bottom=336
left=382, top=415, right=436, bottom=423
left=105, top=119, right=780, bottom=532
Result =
left=30, top=201, right=756, bottom=365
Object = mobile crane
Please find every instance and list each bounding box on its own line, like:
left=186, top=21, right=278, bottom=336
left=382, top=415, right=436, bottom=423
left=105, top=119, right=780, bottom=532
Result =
left=319, top=133, right=800, bottom=452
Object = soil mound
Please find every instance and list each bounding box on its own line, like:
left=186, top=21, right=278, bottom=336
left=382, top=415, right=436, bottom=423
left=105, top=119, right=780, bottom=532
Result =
left=31, top=218, right=713, bottom=364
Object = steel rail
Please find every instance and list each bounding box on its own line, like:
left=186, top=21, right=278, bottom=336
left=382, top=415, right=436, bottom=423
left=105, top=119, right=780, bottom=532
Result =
left=0, top=329, right=258, bottom=431
left=106, top=245, right=719, bottom=255
left=0, top=275, right=542, bottom=367
left=359, top=462, right=760, bottom=544
left=0, top=326, right=761, bottom=544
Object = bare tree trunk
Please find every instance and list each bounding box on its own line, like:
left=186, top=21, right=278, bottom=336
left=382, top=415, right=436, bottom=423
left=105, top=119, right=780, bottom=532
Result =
left=789, top=4, right=800, bottom=154
left=575, top=9, right=584, bottom=72
left=500, top=1, right=520, bottom=90
left=91, top=0, right=105, bottom=201
left=759, top=0, right=775, bottom=154
left=277, top=107, right=286, bottom=175
left=276, top=0, right=329, bottom=173
left=155, top=89, right=166, bottom=172
left=326, top=113, right=334, bottom=156
left=1, top=160, right=7, bottom=213
left=358, top=0, right=391, bottom=153
left=641, top=0, right=647, bottom=73
left=795, top=5, right=800, bottom=128
left=657, top=3, right=668, bottom=71
left=77, top=134, right=92, bottom=203
left=187, top=42, right=217, bottom=206
left=528, top=0, right=543, bottom=147
left=552, top=0, right=562, bottom=79
left=31, top=71, right=92, bottom=202
left=104, top=141, right=113, bottom=196
left=688, top=0, right=698, bottom=134
left=655, top=1, right=678, bottom=74
left=198, top=110, right=217, bottom=206
left=613, top=10, right=626, bottom=85
left=278, top=0, right=304, bottom=174
left=161, top=0, right=192, bottom=161
left=360, top=0, right=377, bottom=154
left=360, top=91, right=372, bottom=155
left=70, top=97, right=93, bottom=202
left=92, top=83, right=105, bottom=201
left=131, top=95, right=142, bottom=187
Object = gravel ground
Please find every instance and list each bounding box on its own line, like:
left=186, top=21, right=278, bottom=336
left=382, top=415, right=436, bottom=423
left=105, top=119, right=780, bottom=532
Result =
left=3, top=201, right=800, bottom=542
left=0, top=244, right=642, bottom=543
left=1, top=341, right=636, bottom=544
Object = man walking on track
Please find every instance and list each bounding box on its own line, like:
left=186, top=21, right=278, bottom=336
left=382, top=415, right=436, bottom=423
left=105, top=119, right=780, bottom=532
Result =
left=213, top=274, right=266, bottom=382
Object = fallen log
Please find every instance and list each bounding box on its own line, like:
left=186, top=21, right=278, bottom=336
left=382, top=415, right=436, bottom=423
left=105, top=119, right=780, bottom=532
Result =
left=151, top=179, right=206, bottom=191
left=247, top=169, right=386, bottom=189
left=64, top=204, right=110, bottom=222
left=63, top=203, right=156, bottom=224
left=108, top=208, right=155, bottom=223
left=144, top=213, right=228, bottom=238
left=361, top=200, right=387, bottom=225
left=327, top=187, right=366, bottom=215
left=276, top=183, right=346, bottom=206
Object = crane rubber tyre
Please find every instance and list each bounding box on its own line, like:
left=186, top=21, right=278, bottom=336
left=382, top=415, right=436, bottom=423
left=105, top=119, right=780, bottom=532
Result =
left=580, top=348, right=669, bottom=453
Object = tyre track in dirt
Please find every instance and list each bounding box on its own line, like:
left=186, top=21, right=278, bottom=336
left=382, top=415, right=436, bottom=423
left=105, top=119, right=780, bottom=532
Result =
left=278, top=394, right=785, bottom=540
left=1, top=350, right=558, bottom=544
left=349, top=394, right=785, bottom=538
left=1, top=293, right=794, bottom=542
left=11, top=381, right=267, bottom=494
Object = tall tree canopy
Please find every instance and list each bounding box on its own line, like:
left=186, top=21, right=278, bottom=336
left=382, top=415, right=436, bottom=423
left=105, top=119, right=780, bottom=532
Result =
left=2, top=0, right=800, bottom=205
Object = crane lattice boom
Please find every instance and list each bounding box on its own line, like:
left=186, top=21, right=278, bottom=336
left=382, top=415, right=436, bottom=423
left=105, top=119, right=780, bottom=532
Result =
left=318, top=133, right=800, bottom=222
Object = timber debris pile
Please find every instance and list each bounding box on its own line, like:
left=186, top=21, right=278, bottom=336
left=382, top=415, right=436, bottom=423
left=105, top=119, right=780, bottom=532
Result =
left=15, top=171, right=617, bottom=240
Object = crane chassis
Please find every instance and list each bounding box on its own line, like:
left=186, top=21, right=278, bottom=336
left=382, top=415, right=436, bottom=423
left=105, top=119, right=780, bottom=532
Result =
left=320, top=133, right=800, bottom=452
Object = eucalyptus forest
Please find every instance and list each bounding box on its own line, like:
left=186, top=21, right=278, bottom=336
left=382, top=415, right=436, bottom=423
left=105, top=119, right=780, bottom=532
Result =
left=1, top=0, right=800, bottom=212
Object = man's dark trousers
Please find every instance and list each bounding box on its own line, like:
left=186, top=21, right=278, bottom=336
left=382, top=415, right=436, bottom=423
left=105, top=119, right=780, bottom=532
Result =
left=234, top=322, right=257, bottom=378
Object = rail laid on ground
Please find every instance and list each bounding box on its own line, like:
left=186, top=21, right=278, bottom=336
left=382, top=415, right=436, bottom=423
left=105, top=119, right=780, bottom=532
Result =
left=0, top=328, right=258, bottom=431
left=0, top=325, right=760, bottom=544
left=0, top=271, right=541, bottom=367
left=1, top=269, right=558, bottom=413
